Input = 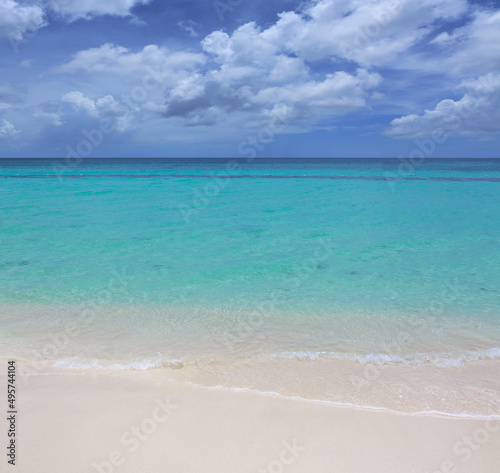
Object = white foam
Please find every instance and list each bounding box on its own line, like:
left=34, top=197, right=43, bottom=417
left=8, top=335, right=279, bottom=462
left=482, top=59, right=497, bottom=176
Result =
left=259, top=347, right=500, bottom=367
left=50, top=356, right=183, bottom=371
left=183, top=382, right=500, bottom=419
left=23, top=346, right=500, bottom=373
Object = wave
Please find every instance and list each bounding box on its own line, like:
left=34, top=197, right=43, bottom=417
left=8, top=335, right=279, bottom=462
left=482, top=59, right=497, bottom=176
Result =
left=9, top=349, right=499, bottom=418
left=50, top=355, right=184, bottom=371
left=183, top=382, right=500, bottom=419
left=8, top=346, right=500, bottom=372
left=258, top=347, right=500, bottom=367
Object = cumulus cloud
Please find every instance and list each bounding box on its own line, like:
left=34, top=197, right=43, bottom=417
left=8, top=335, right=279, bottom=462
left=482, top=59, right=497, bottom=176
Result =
left=55, top=43, right=206, bottom=81
left=0, top=0, right=149, bottom=41
left=196, top=0, right=496, bottom=78
left=46, top=0, right=150, bottom=21
left=62, top=91, right=97, bottom=115
left=8, top=0, right=500, bottom=148
left=254, top=69, right=381, bottom=121
left=158, top=18, right=383, bottom=127
left=0, top=118, right=18, bottom=137
left=386, top=73, right=500, bottom=139
left=260, top=0, right=469, bottom=67
left=50, top=0, right=499, bottom=133
left=0, top=0, right=46, bottom=40
left=428, top=8, right=500, bottom=75
left=62, top=91, right=132, bottom=131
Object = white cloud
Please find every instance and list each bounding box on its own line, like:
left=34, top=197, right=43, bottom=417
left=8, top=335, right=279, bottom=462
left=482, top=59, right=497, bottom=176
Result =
left=168, top=74, right=206, bottom=102
left=269, top=55, right=309, bottom=82
left=55, top=43, right=206, bottom=81
left=62, top=91, right=97, bottom=115
left=0, top=0, right=46, bottom=40
left=254, top=69, right=381, bottom=121
left=46, top=0, right=151, bottom=21
left=386, top=73, right=500, bottom=139
left=48, top=0, right=500, bottom=133
left=62, top=91, right=132, bottom=131
left=17, top=0, right=500, bottom=145
left=0, top=118, right=18, bottom=137
left=0, top=0, right=150, bottom=41
left=56, top=1, right=465, bottom=131
left=201, top=31, right=235, bottom=64
left=428, top=9, right=500, bottom=75
left=261, top=0, right=469, bottom=67
left=178, top=20, right=199, bottom=38
left=158, top=14, right=384, bottom=127
left=54, top=45, right=210, bottom=133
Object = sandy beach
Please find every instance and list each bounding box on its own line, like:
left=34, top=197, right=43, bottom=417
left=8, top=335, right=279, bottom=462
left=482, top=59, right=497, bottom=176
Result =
left=2, top=0, right=500, bottom=467
left=3, top=362, right=499, bottom=473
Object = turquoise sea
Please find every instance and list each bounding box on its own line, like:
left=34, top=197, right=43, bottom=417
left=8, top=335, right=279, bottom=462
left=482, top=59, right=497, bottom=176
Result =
left=1, top=158, right=499, bottom=416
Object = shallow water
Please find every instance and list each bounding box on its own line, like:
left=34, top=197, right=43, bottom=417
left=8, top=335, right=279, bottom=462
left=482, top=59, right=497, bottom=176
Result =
left=1, top=158, right=499, bottom=415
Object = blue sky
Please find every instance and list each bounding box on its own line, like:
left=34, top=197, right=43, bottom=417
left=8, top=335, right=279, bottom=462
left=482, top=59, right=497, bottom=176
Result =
left=0, top=0, right=499, bottom=158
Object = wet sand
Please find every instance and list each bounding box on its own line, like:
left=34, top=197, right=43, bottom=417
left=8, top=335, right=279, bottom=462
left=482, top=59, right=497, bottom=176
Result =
left=3, top=362, right=499, bottom=473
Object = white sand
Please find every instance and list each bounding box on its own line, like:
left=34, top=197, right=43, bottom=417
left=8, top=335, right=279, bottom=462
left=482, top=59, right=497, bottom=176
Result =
left=1, top=363, right=499, bottom=473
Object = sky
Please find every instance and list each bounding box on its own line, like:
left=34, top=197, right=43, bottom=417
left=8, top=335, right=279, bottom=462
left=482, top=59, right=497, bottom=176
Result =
left=0, top=0, right=499, bottom=158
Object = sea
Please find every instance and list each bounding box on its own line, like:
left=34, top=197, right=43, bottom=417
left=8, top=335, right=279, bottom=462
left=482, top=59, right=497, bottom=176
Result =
left=1, top=158, right=499, bottom=417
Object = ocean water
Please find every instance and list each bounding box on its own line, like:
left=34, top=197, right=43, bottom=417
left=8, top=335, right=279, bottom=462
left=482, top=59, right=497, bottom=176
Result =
left=1, top=158, right=499, bottom=416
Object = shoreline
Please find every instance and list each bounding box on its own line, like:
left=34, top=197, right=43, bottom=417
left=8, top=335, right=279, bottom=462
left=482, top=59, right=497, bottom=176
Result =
left=180, top=381, right=500, bottom=419
left=7, top=355, right=500, bottom=418
left=2, top=362, right=500, bottom=473
left=2, top=302, right=499, bottom=418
